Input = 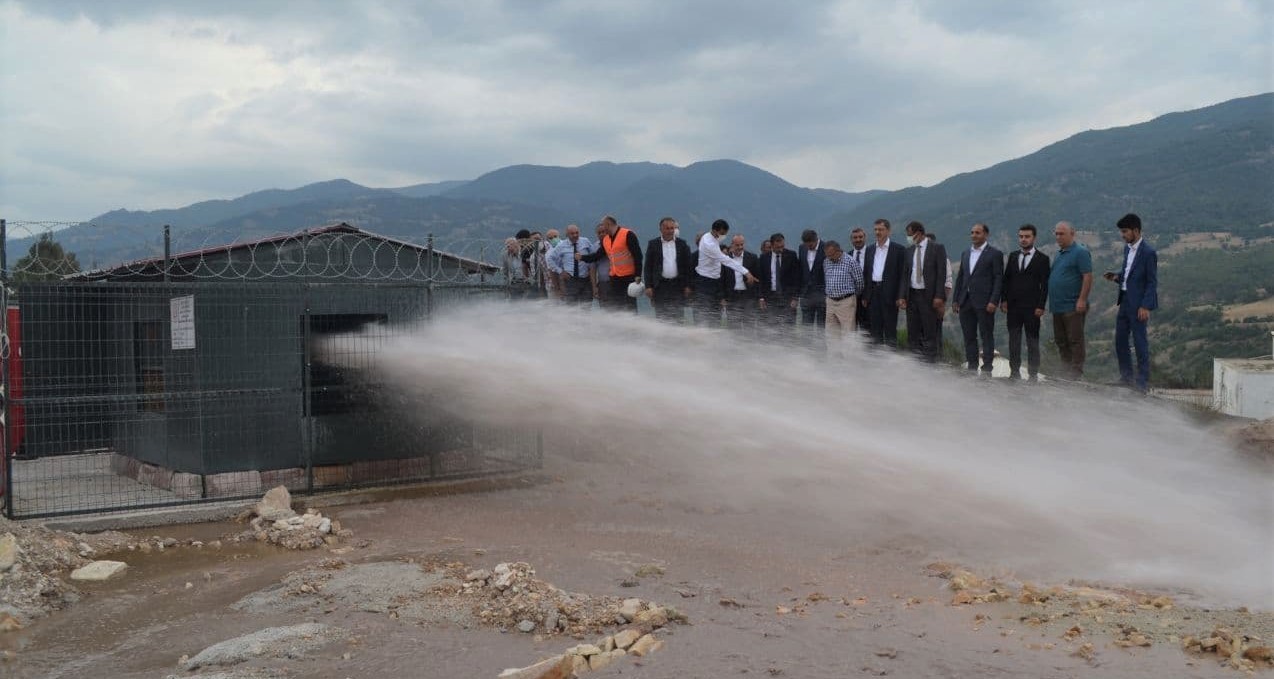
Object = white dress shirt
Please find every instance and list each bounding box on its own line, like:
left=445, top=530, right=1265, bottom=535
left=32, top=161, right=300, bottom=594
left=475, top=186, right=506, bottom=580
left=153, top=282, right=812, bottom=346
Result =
left=871, top=241, right=890, bottom=282
left=1019, top=247, right=1035, bottom=272
left=770, top=253, right=779, bottom=291
left=661, top=238, right=678, bottom=279
left=911, top=239, right=927, bottom=290
left=852, top=248, right=865, bottom=268
left=697, top=232, right=750, bottom=279
left=968, top=243, right=986, bottom=273
left=1121, top=238, right=1141, bottom=291
left=731, top=254, right=747, bottom=290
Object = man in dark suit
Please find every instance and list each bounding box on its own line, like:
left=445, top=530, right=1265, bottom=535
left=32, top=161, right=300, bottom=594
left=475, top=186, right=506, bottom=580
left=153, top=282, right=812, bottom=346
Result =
left=721, top=234, right=762, bottom=332
left=861, top=219, right=905, bottom=347
left=898, top=221, right=948, bottom=361
left=1104, top=213, right=1158, bottom=393
left=849, top=227, right=870, bottom=333
left=953, top=222, right=1004, bottom=374
left=797, top=229, right=826, bottom=329
left=1000, top=224, right=1051, bottom=380
left=758, top=232, right=801, bottom=335
left=643, top=217, right=694, bottom=323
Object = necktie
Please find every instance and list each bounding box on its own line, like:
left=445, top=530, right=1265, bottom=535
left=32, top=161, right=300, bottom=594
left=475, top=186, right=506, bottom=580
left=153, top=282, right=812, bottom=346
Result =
left=573, top=241, right=579, bottom=278
left=1021, top=250, right=1030, bottom=270
left=913, top=244, right=923, bottom=288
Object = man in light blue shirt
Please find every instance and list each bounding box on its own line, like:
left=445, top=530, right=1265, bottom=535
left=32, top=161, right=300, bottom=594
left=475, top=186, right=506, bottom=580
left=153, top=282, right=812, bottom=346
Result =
left=546, top=224, right=596, bottom=305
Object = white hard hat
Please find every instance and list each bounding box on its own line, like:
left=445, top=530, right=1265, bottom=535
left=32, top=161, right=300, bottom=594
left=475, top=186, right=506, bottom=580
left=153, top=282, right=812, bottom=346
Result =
left=627, top=280, right=644, bottom=298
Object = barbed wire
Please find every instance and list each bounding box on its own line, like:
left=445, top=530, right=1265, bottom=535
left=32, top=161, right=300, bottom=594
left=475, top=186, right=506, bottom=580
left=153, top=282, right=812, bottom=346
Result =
left=0, top=220, right=569, bottom=284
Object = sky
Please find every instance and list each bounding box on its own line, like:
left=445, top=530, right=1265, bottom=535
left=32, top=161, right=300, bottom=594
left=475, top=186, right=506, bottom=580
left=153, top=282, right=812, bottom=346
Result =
left=1, top=0, right=1271, bottom=220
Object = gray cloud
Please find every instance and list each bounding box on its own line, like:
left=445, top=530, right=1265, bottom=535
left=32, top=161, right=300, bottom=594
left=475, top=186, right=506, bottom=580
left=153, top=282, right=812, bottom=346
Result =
left=1, top=0, right=1270, bottom=219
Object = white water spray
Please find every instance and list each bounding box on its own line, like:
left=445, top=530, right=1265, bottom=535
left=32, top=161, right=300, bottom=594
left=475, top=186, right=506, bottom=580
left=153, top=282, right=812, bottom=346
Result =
left=339, top=302, right=1273, bottom=607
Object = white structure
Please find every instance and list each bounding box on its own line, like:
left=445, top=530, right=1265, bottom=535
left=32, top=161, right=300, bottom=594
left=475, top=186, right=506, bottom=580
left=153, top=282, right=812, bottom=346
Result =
left=1213, top=336, right=1274, bottom=419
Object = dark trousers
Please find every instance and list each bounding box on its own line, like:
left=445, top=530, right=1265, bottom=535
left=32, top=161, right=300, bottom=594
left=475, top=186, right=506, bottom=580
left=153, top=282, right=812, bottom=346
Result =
left=959, top=304, right=995, bottom=371
left=855, top=299, right=870, bottom=335
left=693, top=274, right=724, bottom=327
left=1051, top=311, right=1086, bottom=379
left=867, top=286, right=899, bottom=346
left=605, top=275, right=638, bottom=312
left=800, top=300, right=826, bottom=327
left=1006, top=308, right=1041, bottom=377
left=1115, top=308, right=1151, bottom=392
left=561, top=276, right=593, bottom=305
left=650, top=282, right=686, bottom=323
left=906, top=289, right=941, bottom=361
left=724, top=294, right=757, bottom=332
left=759, top=294, right=795, bottom=341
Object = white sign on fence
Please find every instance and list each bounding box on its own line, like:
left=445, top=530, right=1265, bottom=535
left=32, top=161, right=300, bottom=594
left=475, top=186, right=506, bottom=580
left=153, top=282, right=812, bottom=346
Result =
left=170, top=295, right=195, bottom=350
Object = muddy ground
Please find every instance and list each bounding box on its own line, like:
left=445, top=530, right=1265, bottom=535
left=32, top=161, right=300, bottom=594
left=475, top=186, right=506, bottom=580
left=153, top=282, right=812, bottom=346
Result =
left=3, top=440, right=1272, bottom=679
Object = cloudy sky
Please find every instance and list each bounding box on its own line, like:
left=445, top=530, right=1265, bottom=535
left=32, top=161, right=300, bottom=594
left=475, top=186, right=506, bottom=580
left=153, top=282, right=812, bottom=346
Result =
left=1, top=0, right=1270, bottom=220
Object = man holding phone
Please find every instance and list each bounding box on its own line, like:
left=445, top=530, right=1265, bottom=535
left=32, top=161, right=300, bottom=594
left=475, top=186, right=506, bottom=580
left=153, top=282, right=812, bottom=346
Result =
left=1104, top=213, right=1158, bottom=393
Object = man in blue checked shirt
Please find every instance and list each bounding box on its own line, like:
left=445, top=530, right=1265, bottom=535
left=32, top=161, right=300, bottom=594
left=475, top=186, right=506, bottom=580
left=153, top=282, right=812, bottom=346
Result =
left=821, top=240, right=865, bottom=353
left=546, top=224, right=596, bottom=305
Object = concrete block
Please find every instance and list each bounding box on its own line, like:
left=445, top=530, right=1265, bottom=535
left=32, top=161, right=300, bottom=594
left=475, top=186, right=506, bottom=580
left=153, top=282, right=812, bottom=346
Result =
left=137, top=463, right=174, bottom=490
left=171, top=472, right=203, bottom=500
left=260, top=467, right=307, bottom=491
left=310, top=465, right=351, bottom=489
left=351, top=458, right=431, bottom=484
left=204, top=470, right=262, bottom=499
left=110, top=453, right=141, bottom=480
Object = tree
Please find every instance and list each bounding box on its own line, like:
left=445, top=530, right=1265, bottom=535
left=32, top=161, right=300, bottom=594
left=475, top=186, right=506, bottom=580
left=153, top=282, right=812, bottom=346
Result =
left=13, top=232, right=81, bottom=282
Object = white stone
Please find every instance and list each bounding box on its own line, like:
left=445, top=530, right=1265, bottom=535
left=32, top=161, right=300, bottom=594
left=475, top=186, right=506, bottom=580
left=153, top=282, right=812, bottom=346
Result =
left=0, top=534, right=18, bottom=573
left=70, top=560, right=129, bottom=581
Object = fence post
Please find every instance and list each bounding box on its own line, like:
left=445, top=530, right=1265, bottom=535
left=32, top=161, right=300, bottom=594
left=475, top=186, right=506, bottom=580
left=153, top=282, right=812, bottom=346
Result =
left=163, top=225, right=171, bottom=282
left=0, top=218, right=10, bottom=517
left=302, top=289, right=314, bottom=494
left=425, top=233, right=434, bottom=317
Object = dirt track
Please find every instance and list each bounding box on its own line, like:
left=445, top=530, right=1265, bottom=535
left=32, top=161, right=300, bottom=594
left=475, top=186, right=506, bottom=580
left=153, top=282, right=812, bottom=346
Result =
left=4, top=441, right=1271, bottom=678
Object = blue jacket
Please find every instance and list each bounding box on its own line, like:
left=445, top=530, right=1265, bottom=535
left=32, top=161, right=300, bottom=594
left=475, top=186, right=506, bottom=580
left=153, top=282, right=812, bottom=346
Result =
left=1116, top=241, right=1158, bottom=312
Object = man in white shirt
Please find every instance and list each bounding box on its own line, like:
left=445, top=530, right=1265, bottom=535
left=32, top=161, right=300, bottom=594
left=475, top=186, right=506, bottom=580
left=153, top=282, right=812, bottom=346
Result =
left=642, top=217, right=693, bottom=323
left=694, top=219, right=757, bottom=326
left=952, top=222, right=1004, bottom=373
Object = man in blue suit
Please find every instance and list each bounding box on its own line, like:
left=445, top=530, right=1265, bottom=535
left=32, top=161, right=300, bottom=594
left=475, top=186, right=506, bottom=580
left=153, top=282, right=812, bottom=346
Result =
left=1104, top=213, right=1158, bottom=393
left=953, top=222, right=1004, bottom=373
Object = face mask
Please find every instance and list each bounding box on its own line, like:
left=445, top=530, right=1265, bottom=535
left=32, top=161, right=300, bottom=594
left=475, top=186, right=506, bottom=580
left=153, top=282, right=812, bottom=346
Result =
left=673, top=228, right=681, bottom=239
left=549, top=237, right=561, bottom=246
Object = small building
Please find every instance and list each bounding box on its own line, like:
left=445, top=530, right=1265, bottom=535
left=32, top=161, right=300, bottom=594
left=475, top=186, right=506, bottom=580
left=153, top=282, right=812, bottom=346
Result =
left=10, top=224, right=520, bottom=510
left=1214, top=353, right=1274, bottom=420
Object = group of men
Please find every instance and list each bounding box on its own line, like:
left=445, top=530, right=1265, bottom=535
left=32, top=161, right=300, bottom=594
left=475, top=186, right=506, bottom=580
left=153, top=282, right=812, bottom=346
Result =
left=515, top=211, right=1159, bottom=392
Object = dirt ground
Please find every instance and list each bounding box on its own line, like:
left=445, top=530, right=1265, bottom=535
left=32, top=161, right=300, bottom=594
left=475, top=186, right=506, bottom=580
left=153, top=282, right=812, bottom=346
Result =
left=3, top=441, right=1272, bottom=679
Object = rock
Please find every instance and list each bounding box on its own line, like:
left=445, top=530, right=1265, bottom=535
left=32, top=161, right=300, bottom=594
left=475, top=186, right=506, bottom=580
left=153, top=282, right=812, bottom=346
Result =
left=570, top=654, right=590, bottom=674
left=517, top=620, right=536, bottom=633
left=598, top=636, right=615, bottom=652
left=205, top=470, right=263, bottom=499
left=497, top=654, right=575, bottom=679
left=1244, top=646, right=1273, bottom=662
left=589, top=649, right=626, bottom=671
left=0, top=613, right=22, bottom=632
left=466, top=569, right=491, bottom=583
left=161, top=538, right=178, bottom=548
left=613, top=629, right=641, bottom=650
left=317, top=518, right=332, bottom=534
left=635, top=606, right=668, bottom=628
left=948, top=570, right=982, bottom=592
left=493, top=563, right=516, bottom=591
left=634, top=563, right=665, bottom=578
left=70, top=560, right=129, bottom=581
left=183, top=623, right=342, bottom=670
left=567, top=643, right=601, bottom=656
left=618, top=598, right=643, bottom=622
left=629, top=634, right=664, bottom=657
left=544, top=609, right=559, bottom=632
left=0, top=534, right=18, bottom=572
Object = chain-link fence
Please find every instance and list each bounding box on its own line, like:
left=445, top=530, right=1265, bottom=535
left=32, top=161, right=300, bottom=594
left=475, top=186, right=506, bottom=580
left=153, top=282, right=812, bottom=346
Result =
left=1, top=220, right=545, bottom=518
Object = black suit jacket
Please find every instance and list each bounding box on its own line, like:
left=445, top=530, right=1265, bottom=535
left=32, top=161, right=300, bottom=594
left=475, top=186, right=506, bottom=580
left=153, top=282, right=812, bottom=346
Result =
left=798, top=241, right=826, bottom=306
left=1001, top=250, right=1050, bottom=311
left=643, top=237, right=693, bottom=290
left=900, top=241, right=949, bottom=302
left=758, top=248, right=800, bottom=297
left=721, top=251, right=762, bottom=299
left=954, top=246, right=1005, bottom=308
left=863, top=241, right=906, bottom=303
